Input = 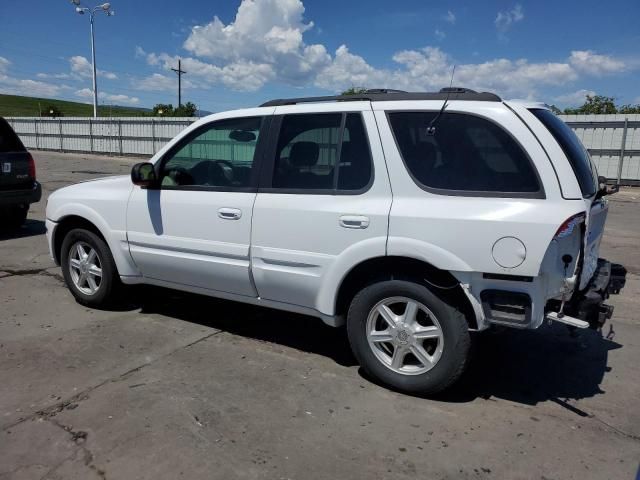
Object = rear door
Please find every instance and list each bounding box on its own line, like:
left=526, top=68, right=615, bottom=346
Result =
left=0, top=118, right=31, bottom=191
left=250, top=105, right=391, bottom=313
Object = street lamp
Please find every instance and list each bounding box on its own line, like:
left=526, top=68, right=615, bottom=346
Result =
left=69, top=0, right=115, bottom=118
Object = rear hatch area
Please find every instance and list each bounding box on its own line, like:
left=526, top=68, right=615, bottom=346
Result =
left=580, top=198, right=608, bottom=290
left=0, top=118, right=33, bottom=191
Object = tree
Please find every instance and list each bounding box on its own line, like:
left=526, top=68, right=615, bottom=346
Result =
left=174, top=101, right=197, bottom=117
left=548, top=104, right=563, bottom=115
left=564, top=95, right=617, bottom=115
left=619, top=104, right=640, bottom=114
left=341, top=87, right=367, bottom=95
left=152, top=102, right=198, bottom=117
left=152, top=104, right=174, bottom=116
left=42, top=104, right=63, bottom=117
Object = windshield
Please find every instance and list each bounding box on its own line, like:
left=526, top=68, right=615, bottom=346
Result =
left=530, top=109, right=597, bottom=198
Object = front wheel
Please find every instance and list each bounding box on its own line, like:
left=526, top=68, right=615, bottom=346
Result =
left=347, top=280, right=471, bottom=395
left=61, top=228, right=120, bottom=307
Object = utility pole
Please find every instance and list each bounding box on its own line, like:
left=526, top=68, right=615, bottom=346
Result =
left=171, top=59, right=187, bottom=108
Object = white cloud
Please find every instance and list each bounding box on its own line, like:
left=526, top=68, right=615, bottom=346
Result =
left=443, top=10, right=456, bottom=24
left=136, top=73, right=177, bottom=91
left=434, top=29, right=446, bottom=41
left=0, top=57, right=10, bottom=73
left=0, top=56, right=68, bottom=97
left=181, top=0, right=330, bottom=86
left=134, top=0, right=636, bottom=101
left=36, top=72, right=71, bottom=79
left=75, top=88, right=139, bottom=105
left=316, top=45, right=577, bottom=99
left=495, top=4, right=524, bottom=33
left=69, top=55, right=118, bottom=80
left=554, top=89, right=596, bottom=106
left=569, top=50, right=626, bottom=76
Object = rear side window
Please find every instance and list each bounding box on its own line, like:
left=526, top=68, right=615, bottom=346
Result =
left=530, top=108, right=596, bottom=198
left=387, top=112, right=542, bottom=197
left=271, top=113, right=372, bottom=192
left=0, top=119, right=25, bottom=153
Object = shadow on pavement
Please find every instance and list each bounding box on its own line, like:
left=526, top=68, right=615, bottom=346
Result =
left=435, top=323, right=622, bottom=407
left=109, top=285, right=623, bottom=406
left=0, top=219, right=46, bottom=241
left=132, top=286, right=357, bottom=367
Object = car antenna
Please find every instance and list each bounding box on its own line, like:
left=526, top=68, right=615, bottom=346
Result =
left=427, top=65, right=456, bottom=135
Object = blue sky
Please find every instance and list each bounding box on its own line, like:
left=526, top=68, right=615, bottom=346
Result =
left=1, top=0, right=638, bottom=112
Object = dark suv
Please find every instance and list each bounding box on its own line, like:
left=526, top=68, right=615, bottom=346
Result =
left=0, top=117, right=41, bottom=228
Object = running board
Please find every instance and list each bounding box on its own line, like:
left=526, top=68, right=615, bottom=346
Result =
left=546, top=312, right=589, bottom=329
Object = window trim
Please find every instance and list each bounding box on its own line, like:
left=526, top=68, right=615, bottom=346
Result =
left=257, top=112, right=375, bottom=196
left=385, top=110, right=546, bottom=199
left=529, top=108, right=596, bottom=199
left=152, top=115, right=271, bottom=193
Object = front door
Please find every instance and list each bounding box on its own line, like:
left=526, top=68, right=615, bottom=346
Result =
left=126, top=114, right=269, bottom=297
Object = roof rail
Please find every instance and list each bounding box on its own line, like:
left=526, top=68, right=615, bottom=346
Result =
left=260, top=88, right=501, bottom=107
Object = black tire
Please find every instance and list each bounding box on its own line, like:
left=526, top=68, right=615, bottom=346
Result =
left=60, top=228, right=120, bottom=307
left=4, top=204, right=28, bottom=229
left=347, top=280, right=471, bottom=395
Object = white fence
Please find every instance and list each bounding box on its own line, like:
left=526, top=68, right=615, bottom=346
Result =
left=5, top=117, right=194, bottom=157
left=559, top=114, right=640, bottom=184
left=6, top=114, right=640, bottom=183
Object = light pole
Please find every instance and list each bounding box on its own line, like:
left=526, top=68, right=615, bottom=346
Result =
left=69, top=1, right=114, bottom=118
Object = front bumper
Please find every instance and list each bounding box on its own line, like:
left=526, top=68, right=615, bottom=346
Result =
left=0, top=181, right=42, bottom=206
left=564, top=259, right=627, bottom=329
left=45, top=218, right=58, bottom=264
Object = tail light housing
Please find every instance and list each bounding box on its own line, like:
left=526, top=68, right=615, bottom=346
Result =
left=27, top=153, right=36, bottom=180
left=555, top=212, right=586, bottom=239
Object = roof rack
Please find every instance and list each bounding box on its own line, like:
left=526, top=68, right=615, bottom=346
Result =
left=260, top=87, right=501, bottom=107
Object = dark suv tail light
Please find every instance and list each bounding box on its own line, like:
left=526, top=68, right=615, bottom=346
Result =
left=27, top=153, right=36, bottom=180
left=554, top=212, right=586, bottom=239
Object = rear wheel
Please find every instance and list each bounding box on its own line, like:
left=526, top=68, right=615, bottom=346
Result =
left=347, top=280, right=470, bottom=395
left=61, top=228, right=120, bottom=307
left=3, top=204, right=28, bottom=229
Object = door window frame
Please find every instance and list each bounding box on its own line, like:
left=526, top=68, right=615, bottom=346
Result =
left=152, top=115, right=272, bottom=193
left=257, top=112, right=375, bottom=195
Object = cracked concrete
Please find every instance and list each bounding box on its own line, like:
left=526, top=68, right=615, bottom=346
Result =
left=1, top=151, right=639, bottom=479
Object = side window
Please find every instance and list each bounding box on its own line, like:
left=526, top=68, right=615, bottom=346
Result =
left=272, top=113, right=372, bottom=192
left=160, top=116, right=264, bottom=189
left=387, top=112, right=542, bottom=195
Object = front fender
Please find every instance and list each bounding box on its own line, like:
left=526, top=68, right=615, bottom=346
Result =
left=49, top=203, right=139, bottom=277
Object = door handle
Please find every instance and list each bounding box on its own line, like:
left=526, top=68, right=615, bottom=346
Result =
left=218, top=207, right=242, bottom=220
left=339, top=215, right=370, bottom=229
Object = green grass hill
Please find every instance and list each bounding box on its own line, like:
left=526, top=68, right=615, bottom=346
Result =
left=0, top=93, right=150, bottom=117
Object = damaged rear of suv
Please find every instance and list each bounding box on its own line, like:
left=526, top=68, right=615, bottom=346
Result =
left=46, top=89, right=626, bottom=395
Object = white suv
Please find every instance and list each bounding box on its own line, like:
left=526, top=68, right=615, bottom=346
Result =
left=46, top=89, right=626, bottom=394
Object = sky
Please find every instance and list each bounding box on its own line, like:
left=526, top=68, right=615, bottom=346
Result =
left=0, top=0, right=639, bottom=113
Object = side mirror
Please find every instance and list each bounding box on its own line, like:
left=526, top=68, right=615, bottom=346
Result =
left=131, top=162, right=157, bottom=188
left=597, top=175, right=618, bottom=198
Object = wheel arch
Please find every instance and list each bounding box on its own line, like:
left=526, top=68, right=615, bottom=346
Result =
left=50, top=204, right=140, bottom=277
left=53, top=215, right=107, bottom=264
left=333, top=256, right=478, bottom=330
